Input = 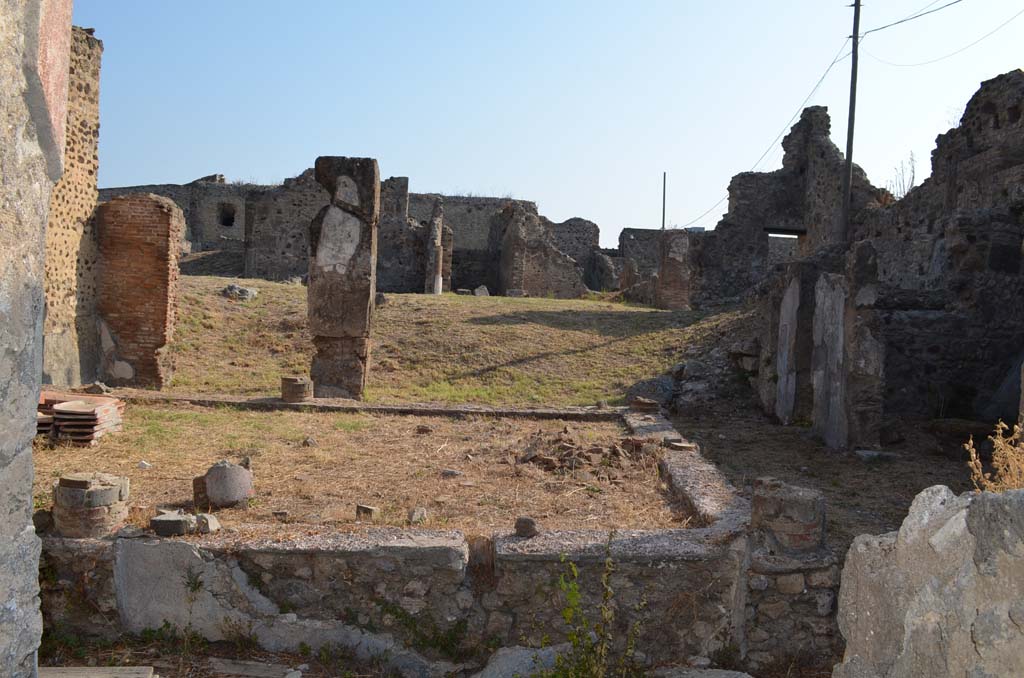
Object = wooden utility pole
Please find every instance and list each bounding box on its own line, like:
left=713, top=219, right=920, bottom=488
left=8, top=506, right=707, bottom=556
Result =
left=661, top=171, right=666, bottom=229
left=841, top=0, right=862, bottom=241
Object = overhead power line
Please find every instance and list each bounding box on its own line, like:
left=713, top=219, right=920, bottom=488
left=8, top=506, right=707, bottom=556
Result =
left=861, top=0, right=966, bottom=37
left=678, top=37, right=853, bottom=229
left=863, top=6, right=1024, bottom=67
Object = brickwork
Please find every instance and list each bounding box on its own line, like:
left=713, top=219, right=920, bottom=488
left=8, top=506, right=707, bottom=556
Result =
left=95, top=194, right=184, bottom=388
left=42, top=26, right=103, bottom=387
left=99, top=176, right=254, bottom=254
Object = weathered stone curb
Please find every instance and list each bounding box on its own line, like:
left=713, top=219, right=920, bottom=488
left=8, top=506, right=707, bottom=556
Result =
left=113, top=388, right=626, bottom=422
left=624, top=410, right=749, bottom=528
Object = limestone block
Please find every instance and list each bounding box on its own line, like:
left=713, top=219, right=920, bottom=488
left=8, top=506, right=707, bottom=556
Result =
left=833, top=486, right=1024, bottom=678
left=751, top=477, right=826, bottom=555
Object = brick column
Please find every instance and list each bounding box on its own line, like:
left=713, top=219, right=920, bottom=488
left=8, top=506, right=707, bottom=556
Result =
left=307, top=157, right=380, bottom=399
left=95, top=194, right=184, bottom=388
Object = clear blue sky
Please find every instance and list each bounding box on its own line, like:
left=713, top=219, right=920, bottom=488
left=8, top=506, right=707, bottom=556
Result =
left=73, top=0, right=1022, bottom=247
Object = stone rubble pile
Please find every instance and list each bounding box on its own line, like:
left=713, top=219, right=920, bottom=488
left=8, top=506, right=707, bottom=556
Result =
left=516, top=426, right=661, bottom=483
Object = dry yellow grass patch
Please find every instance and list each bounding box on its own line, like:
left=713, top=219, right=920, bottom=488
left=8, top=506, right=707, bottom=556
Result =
left=34, top=402, right=689, bottom=532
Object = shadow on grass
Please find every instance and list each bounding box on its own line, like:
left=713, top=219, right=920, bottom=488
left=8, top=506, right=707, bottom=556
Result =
left=465, top=308, right=703, bottom=338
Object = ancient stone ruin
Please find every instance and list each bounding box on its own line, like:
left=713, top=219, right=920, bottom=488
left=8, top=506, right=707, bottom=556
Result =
left=107, top=170, right=610, bottom=298
left=834, top=486, right=1024, bottom=678
left=4, top=3, right=1024, bottom=676
left=755, top=71, right=1024, bottom=449
left=307, top=156, right=381, bottom=399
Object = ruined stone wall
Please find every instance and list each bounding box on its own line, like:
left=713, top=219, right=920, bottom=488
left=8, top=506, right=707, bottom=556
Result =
left=753, top=72, right=1024, bottom=448
left=767, top=235, right=799, bottom=265
left=42, top=26, right=102, bottom=387
left=377, top=177, right=428, bottom=293
left=1, top=1, right=73, bottom=675
left=243, top=169, right=327, bottom=280
left=95, top=195, right=184, bottom=388
left=619, top=228, right=662, bottom=277
left=653, top=107, right=886, bottom=311
left=549, top=216, right=599, bottom=265
left=497, top=203, right=588, bottom=298
left=409, top=194, right=537, bottom=291
left=100, top=177, right=255, bottom=254
left=654, top=230, right=695, bottom=309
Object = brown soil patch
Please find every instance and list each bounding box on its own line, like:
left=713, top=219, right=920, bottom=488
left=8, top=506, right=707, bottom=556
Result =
left=672, top=398, right=973, bottom=557
left=34, top=402, right=689, bottom=533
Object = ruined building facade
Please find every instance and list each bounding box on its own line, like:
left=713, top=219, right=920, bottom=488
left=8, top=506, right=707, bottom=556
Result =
left=651, top=106, right=884, bottom=310
left=755, top=70, right=1024, bottom=448
left=104, top=174, right=609, bottom=298
left=39, top=24, right=183, bottom=392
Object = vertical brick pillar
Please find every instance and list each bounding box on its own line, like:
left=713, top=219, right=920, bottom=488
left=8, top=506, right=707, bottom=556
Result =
left=308, top=157, right=380, bottom=399
left=95, top=194, right=184, bottom=388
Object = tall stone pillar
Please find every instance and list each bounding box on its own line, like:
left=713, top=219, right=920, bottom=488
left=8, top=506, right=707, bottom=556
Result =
left=1, top=3, right=74, bottom=677
left=308, top=157, right=380, bottom=399
left=424, top=199, right=444, bottom=294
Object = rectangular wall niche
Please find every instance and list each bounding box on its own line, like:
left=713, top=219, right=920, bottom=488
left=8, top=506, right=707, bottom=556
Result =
left=218, top=202, right=237, bottom=228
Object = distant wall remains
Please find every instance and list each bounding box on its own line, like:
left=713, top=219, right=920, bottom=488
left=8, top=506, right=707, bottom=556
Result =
left=243, top=170, right=327, bottom=280
left=43, top=26, right=102, bottom=387
left=99, top=175, right=253, bottom=254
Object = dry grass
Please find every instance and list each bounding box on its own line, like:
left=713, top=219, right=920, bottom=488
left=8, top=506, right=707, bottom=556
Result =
left=33, top=402, right=688, bottom=532
left=168, top=275, right=734, bottom=406
left=967, top=420, right=1024, bottom=492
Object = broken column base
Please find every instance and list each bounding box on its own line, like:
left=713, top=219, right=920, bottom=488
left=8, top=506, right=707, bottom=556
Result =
left=311, top=336, right=369, bottom=399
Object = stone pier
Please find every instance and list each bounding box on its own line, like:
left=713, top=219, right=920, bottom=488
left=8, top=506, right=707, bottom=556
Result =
left=425, top=199, right=444, bottom=294
left=307, top=156, right=380, bottom=399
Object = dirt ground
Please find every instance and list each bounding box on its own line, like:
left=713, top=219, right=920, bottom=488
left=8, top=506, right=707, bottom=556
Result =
left=34, top=402, right=689, bottom=533
left=673, top=396, right=976, bottom=557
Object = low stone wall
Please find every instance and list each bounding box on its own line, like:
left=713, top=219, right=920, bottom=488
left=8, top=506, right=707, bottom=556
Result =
left=38, top=412, right=838, bottom=673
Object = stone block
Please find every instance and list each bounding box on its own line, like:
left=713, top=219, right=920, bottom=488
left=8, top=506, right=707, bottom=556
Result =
left=150, top=510, right=197, bottom=537
left=776, top=573, right=805, bottom=595
left=751, top=477, right=826, bottom=555
left=356, top=504, right=380, bottom=521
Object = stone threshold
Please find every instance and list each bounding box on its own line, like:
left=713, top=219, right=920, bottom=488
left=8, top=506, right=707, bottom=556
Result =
left=111, top=388, right=626, bottom=422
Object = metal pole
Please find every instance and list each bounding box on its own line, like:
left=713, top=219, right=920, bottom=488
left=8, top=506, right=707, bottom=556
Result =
left=841, top=0, right=861, bottom=241
left=661, top=171, right=666, bottom=230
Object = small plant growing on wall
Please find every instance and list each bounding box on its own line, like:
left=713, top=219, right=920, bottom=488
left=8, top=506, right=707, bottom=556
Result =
left=966, top=420, right=1024, bottom=492
left=531, top=540, right=646, bottom=678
